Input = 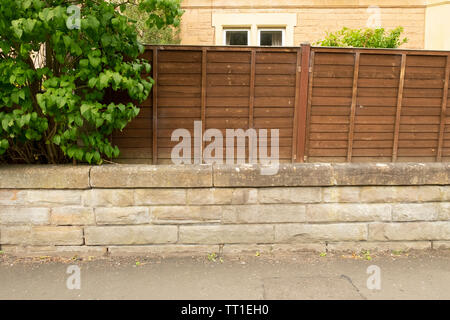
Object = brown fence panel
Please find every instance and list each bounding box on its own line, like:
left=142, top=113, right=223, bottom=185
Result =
left=253, top=49, right=298, bottom=162
left=112, top=45, right=450, bottom=164
left=205, top=49, right=252, bottom=163
left=397, top=54, right=444, bottom=162
left=157, top=48, right=202, bottom=164
left=305, top=47, right=450, bottom=163
left=306, top=50, right=355, bottom=162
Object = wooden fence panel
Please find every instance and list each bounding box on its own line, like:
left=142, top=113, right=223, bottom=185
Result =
left=204, top=50, right=251, bottom=163
left=354, top=53, right=400, bottom=162
left=397, top=54, right=447, bottom=162
left=253, top=50, right=297, bottom=162
left=112, top=45, right=450, bottom=164
left=306, top=47, right=450, bottom=163
left=157, top=49, right=202, bottom=164
left=306, top=51, right=355, bottom=162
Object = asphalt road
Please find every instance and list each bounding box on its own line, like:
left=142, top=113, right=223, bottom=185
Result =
left=0, top=250, right=449, bottom=300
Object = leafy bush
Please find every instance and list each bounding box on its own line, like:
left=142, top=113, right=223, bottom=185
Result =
left=0, top=0, right=182, bottom=164
left=121, top=2, right=182, bottom=44
left=316, top=27, right=408, bottom=48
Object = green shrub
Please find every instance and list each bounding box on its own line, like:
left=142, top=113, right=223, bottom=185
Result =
left=121, top=2, right=182, bottom=45
left=0, top=0, right=182, bottom=164
left=316, top=27, right=408, bottom=48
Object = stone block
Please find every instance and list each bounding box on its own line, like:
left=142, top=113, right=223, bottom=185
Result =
left=84, top=226, right=178, bottom=245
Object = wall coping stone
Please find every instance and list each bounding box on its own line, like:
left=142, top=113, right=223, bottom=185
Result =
left=90, top=164, right=213, bottom=188
left=213, top=163, right=450, bottom=187
left=0, top=162, right=449, bottom=189
left=0, top=165, right=91, bottom=189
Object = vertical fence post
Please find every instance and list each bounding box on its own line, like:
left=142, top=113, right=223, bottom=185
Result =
left=291, top=48, right=302, bottom=162
left=152, top=47, right=158, bottom=165
left=392, top=53, right=407, bottom=162
left=201, top=48, right=207, bottom=163
left=249, top=49, right=256, bottom=129
left=347, top=51, right=360, bottom=162
left=296, top=43, right=311, bottom=162
left=304, top=50, right=315, bottom=162
left=437, top=54, right=450, bottom=162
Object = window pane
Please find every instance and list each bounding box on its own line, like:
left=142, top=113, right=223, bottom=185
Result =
left=260, top=31, right=283, bottom=46
left=226, top=31, right=248, bottom=45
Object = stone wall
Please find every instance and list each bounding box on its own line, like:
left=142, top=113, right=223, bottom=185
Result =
left=1, top=163, right=450, bottom=257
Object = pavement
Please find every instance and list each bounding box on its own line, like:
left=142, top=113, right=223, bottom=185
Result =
left=0, top=249, right=449, bottom=300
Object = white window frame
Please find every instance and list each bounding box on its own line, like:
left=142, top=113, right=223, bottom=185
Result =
left=257, top=28, right=285, bottom=46
left=223, top=28, right=250, bottom=46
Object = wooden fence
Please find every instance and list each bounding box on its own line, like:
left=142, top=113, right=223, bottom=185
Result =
left=111, top=45, right=450, bottom=164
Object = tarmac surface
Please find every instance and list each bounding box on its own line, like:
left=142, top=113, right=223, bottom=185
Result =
left=0, top=249, right=449, bottom=300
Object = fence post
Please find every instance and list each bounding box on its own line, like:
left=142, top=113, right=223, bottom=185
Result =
left=152, top=47, right=158, bottom=165
left=201, top=48, right=207, bottom=163
left=392, top=53, right=407, bottom=162
left=347, top=51, right=361, bottom=162
left=249, top=49, right=256, bottom=129
left=437, top=54, right=450, bottom=162
left=296, top=43, right=311, bottom=163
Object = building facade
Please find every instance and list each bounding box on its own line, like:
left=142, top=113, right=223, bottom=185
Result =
left=179, top=0, right=450, bottom=50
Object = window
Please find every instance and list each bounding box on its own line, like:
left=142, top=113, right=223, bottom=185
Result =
left=258, top=29, right=284, bottom=46
left=224, top=29, right=250, bottom=46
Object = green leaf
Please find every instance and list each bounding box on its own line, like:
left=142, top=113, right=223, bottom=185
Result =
left=52, top=135, right=61, bottom=145
left=2, top=119, right=10, bottom=131
left=86, top=15, right=100, bottom=30
left=23, top=0, right=32, bottom=9
left=79, top=59, right=89, bottom=68
left=104, top=145, right=112, bottom=158
left=11, top=92, right=20, bottom=104
left=80, top=104, right=91, bottom=117
left=23, top=19, right=36, bottom=33
left=63, top=35, right=72, bottom=49
left=95, top=118, right=104, bottom=128
left=0, top=139, right=9, bottom=149
left=38, top=8, right=54, bottom=22
left=25, top=129, right=33, bottom=140
left=88, top=54, right=101, bottom=68
left=85, top=152, right=94, bottom=164
left=113, top=146, right=120, bottom=158
left=99, top=73, right=109, bottom=88
left=71, top=42, right=82, bottom=56
left=93, top=151, right=101, bottom=163
left=74, top=115, right=83, bottom=127
left=112, top=73, right=122, bottom=86
left=101, top=34, right=112, bottom=47
left=75, top=149, right=84, bottom=161
left=11, top=20, right=23, bottom=39
left=88, top=77, right=97, bottom=88
left=23, top=113, right=31, bottom=125
left=67, top=147, right=75, bottom=158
